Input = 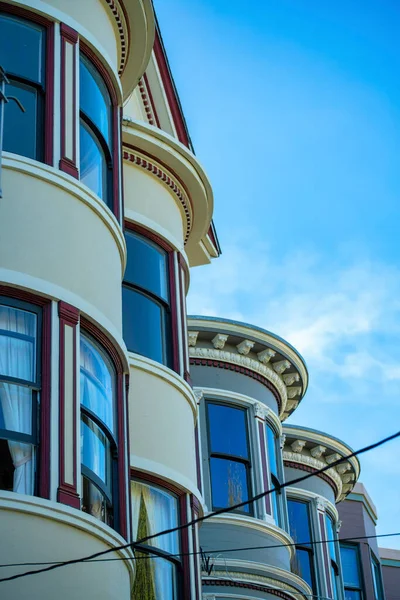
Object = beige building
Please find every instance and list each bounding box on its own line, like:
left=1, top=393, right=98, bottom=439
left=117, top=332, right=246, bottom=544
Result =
left=0, top=2, right=397, bottom=600
left=0, top=1, right=218, bottom=598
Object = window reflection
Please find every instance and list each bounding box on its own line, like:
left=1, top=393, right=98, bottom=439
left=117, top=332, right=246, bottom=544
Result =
left=288, top=499, right=316, bottom=591
left=131, top=480, right=180, bottom=600
left=122, top=231, right=173, bottom=368
left=340, top=544, right=364, bottom=600
left=206, top=402, right=252, bottom=514
left=0, top=13, right=45, bottom=161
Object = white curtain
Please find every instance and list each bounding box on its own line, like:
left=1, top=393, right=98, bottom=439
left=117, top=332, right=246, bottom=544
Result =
left=0, top=305, right=36, bottom=494
left=80, top=336, right=114, bottom=432
left=131, top=481, right=178, bottom=600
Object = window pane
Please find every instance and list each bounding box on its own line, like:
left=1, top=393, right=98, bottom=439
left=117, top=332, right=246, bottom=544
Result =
left=124, top=232, right=169, bottom=301
left=288, top=500, right=312, bottom=546
left=132, top=552, right=178, bottom=600
left=0, top=15, right=44, bottom=83
left=123, top=286, right=170, bottom=365
left=340, top=546, right=361, bottom=587
left=80, top=120, right=107, bottom=200
left=0, top=384, right=32, bottom=435
left=80, top=336, right=115, bottom=433
left=80, top=56, right=111, bottom=145
left=131, top=480, right=179, bottom=554
left=293, top=548, right=314, bottom=590
left=0, top=438, right=34, bottom=494
left=266, top=423, right=278, bottom=476
left=371, top=555, right=384, bottom=600
left=0, top=304, right=37, bottom=382
left=210, top=457, right=249, bottom=512
left=3, top=81, right=41, bottom=160
left=208, top=403, right=248, bottom=458
left=325, top=514, right=337, bottom=561
left=82, top=475, right=112, bottom=526
left=81, top=415, right=111, bottom=487
left=344, top=591, right=362, bottom=600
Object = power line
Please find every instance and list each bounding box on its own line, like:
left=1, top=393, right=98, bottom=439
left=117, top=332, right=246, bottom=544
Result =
left=0, top=532, right=398, bottom=568
left=0, top=429, right=399, bottom=584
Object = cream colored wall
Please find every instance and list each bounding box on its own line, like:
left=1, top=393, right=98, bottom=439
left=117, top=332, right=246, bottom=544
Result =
left=123, top=160, right=186, bottom=248
left=128, top=355, right=199, bottom=495
left=0, top=493, right=134, bottom=600
left=1, top=156, right=125, bottom=332
left=124, top=88, right=148, bottom=123
left=45, top=0, right=119, bottom=72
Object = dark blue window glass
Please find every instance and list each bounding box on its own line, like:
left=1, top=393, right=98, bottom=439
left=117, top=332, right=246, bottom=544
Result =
left=288, top=500, right=312, bottom=545
left=0, top=14, right=45, bottom=161
left=325, top=515, right=340, bottom=600
left=207, top=402, right=252, bottom=513
left=124, top=231, right=168, bottom=300
left=288, top=499, right=316, bottom=592
left=340, top=546, right=361, bottom=587
left=0, top=14, right=44, bottom=83
left=122, top=286, right=169, bottom=365
left=3, top=82, right=40, bottom=159
left=210, top=458, right=249, bottom=512
left=294, top=548, right=314, bottom=589
left=122, top=231, right=173, bottom=368
left=80, top=55, right=111, bottom=146
left=340, top=545, right=364, bottom=600
left=371, top=554, right=384, bottom=600
left=208, top=404, right=248, bottom=458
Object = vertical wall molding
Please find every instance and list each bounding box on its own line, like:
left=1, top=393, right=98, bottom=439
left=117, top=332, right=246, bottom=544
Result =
left=178, top=253, right=191, bottom=384
left=57, top=301, right=80, bottom=508
left=59, top=23, right=79, bottom=178
left=257, top=418, right=272, bottom=515
left=318, top=508, right=333, bottom=599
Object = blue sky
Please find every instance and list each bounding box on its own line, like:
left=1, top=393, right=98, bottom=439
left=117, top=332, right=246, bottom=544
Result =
left=155, top=0, right=400, bottom=547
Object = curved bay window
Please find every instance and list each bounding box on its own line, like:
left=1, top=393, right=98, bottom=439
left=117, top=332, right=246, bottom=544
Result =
left=0, top=298, right=40, bottom=495
left=131, top=480, right=181, bottom=600
left=123, top=229, right=175, bottom=369
left=325, top=513, right=340, bottom=600
left=206, top=402, right=252, bottom=513
left=288, top=499, right=316, bottom=592
left=0, top=12, right=46, bottom=161
left=266, top=422, right=283, bottom=526
left=80, top=334, right=117, bottom=527
left=79, top=54, right=113, bottom=208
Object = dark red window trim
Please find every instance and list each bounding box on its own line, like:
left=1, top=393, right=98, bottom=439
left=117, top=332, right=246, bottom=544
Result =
left=59, top=23, right=79, bottom=178
left=0, top=285, right=52, bottom=499
left=178, top=253, right=191, bottom=384
left=130, top=469, right=192, bottom=599
left=258, top=420, right=272, bottom=515
left=0, top=2, right=55, bottom=166
left=153, top=23, right=191, bottom=149
left=79, top=42, right=121, bottom=221
left=80, top=316, right=128, bottom=539
left=57, top=301, right=80, bottom=508
left=124, top=222, right=181, bottom=374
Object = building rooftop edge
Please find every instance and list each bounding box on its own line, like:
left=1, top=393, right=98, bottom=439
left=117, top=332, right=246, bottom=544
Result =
left=188, top=315, right=308, bottom=376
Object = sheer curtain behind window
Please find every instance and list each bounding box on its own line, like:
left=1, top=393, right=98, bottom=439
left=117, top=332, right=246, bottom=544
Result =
left=0, top=306, right=36, bottom=494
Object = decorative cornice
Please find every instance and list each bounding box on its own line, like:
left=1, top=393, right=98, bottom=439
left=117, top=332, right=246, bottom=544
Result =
left=123, top=149, right=192, bottom=242
left=189, top=346, right=288, bottom=415
left=212, top=333, right=229, bottom=349
left=138, top=76, right=157, bottom=126
left=104, top=0, right=129, bottom=76
left=283, top=451, right=343, bottom=500
left=258, top=348, right=276, bottom=364
left=237, top=339, right=255, bottom=355
left=203, top=579, right=297, bottom=600
left=188, top=331, right=199, bottom=347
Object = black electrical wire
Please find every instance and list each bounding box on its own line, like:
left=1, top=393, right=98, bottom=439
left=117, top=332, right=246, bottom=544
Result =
left=0, top=429, right=399, bottom=584
left=0, top=531, right=398, bottom=568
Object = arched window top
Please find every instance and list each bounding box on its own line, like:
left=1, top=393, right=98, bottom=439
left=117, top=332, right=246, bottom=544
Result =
left=80, top=334, right=116, bottom=435
left=80, top=54, right=111, bottom=147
